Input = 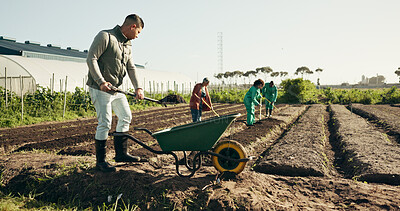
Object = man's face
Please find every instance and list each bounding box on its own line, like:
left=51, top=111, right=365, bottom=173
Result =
left=129, top=24, right=142, bottom=40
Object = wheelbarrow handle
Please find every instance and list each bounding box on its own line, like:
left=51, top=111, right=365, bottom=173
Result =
left=109, top=85, right=167, bottom=107
left=134, top=127, right=153, bottom=135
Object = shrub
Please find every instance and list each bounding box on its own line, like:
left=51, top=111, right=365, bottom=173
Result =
left=280, top=78, right=319, bottom=104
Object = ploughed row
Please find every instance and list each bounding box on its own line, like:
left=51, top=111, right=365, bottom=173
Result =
left=254, top=104, right=329, bottom=177
left=330, top=104, right=400, bottom=185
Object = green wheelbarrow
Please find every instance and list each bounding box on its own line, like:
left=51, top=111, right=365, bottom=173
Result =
left=110, top=113, right=254, bottom=177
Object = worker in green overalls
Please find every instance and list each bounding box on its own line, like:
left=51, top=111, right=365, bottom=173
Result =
left=243, top=79, right=264, bottom=126
left=262, top=81, right=278, bottom=118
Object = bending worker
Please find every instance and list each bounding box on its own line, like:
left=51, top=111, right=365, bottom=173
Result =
left=189, top=77, right=212, bottom=122
left=262, top=81, right=278, bottom=117
left=244, top=79, right=264, bottom=126
left=86, top=14, right=145, bottom=172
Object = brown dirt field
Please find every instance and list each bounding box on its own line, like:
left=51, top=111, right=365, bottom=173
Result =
left=330, top=104, right=400, bottom=185
left=254, top=104, right=331, bottom=177
left=350, top=104, right=400, bottom=142
left=1, top=103, right=400, bottom=210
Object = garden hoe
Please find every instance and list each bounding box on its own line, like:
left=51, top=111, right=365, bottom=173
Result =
left=264, top=97, right=278, bottom=110
left=194, top=93, right=219, bottom=117
left=108, top=85, right=167, bottom=107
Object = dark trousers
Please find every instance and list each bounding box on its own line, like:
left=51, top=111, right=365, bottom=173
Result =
left=191, top=109, right=202, bottom=122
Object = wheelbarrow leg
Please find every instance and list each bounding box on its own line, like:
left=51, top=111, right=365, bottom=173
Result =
left=180, top=151, right=202, bottom=171
left=171, top=151, right=204, bottom=177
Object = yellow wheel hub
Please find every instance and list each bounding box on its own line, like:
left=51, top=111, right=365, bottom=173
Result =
left=212, top=140, right=247, bottom=174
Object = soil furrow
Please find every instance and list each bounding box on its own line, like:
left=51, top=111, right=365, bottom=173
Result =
left=254, top=105, right=333, bottom=176
left=349, top=104, right=400, bottom=143
left=329, top=104, right=400, bottom=185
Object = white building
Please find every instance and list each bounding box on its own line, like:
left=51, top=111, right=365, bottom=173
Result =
left=0, top=36, right=194, bottom=95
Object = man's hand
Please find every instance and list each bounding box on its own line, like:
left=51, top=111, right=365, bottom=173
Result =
left=100, top=82, right=112, bottom=92
left=135, top=88, right=144, bottom=100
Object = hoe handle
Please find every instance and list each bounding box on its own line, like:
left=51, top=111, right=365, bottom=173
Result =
left=108, top=85, right=167, bottom=107
left=194, top=93, right=219, bottom=117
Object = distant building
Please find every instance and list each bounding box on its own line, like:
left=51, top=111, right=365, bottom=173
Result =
left=358, top=74, right=385, bottom=86
left=0, top=36, right=194, bottom=95
left=360, top=75, right=369, bottom=84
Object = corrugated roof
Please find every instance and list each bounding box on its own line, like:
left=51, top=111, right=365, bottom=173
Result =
left=0, top=38, right=87, bottom=58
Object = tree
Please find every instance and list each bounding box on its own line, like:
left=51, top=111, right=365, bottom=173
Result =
left=223, top=71, right=235, bottom=85
left=270, top=72, right=280, bottom=81
left=233, top=70, right=243, bottom=84
left=214, top=73, right=224, bottom=84
left=315, top=68, right=323, bottom=85
left=256, top=66, right=273, bottom=80
left=279, top=71, right=288, bottom=77
left=396, top=67, right=400, bottom=83
left=315, top=68, right=323, bottom=73
left=295, top=66, right=312, bottom=78
left=243, top=70, right=258, bottom=84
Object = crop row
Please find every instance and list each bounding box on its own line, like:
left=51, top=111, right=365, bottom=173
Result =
left=254, top=104, right=330, bottom=176
left=329, top=105, right=400, bottom=185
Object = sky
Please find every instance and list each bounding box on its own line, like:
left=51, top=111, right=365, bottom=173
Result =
left=1, top=0, right=399, bottom=85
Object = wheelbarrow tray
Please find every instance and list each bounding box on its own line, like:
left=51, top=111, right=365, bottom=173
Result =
left=152, top=113, right=241, bottom=151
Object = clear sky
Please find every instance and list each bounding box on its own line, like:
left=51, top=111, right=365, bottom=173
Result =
left=1, top=0, right=399, bottom=85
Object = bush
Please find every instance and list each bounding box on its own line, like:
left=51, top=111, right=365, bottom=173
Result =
left=280, top=78, right=319, bottom=104
left=321, top=86, right=400, bottom=105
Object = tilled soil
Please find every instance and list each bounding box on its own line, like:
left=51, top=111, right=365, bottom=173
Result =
left=350, top=104, right=400, bottom=143
left=254, top=104, right=330, bottom=177
left=1, top=103, right=400, bottom=210
left=330, top=104, right=400, bottom=185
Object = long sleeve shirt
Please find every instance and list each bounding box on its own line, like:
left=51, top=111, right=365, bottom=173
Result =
left=262, top=85, right=278, bottom=102
left=244, top=86, right=261, bottom=105
left=86, top=25, right=141, bottom=90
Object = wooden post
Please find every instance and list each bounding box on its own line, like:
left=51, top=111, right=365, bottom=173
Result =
left=20, top=75, right=23, bottom=122
left=51, top=73, right=54, bottom=95
left=9, top=77, right=12, bottom=106
left=149, top=81, right=151, bottom=97
left=174, top=81, right=176, bottom=93
left=153, top=81, right=155, bottom=98
left=5, top=67, right=7, bottom=108
left=63, top=76, right=68, bottom=118
left=161, top=82, right=164, bottom=98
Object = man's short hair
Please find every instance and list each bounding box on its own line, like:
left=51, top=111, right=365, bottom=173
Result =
left=203, top=77, right=209, bottom=83
left=124, top=14, right=144, bottom=29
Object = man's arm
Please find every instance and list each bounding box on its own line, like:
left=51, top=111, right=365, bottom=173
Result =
left=126, top=56, right=144, bottom=99
left=86, top=31, right=109, bottom=88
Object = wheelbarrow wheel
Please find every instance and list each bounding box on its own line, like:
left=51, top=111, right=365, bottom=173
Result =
left=212, top=140, right=247, bottom=174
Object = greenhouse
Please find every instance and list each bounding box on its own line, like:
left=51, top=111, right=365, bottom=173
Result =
left=0, top=36, right=195, bottom=95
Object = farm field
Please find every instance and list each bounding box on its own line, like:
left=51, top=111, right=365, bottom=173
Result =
left=0, top=103, right=400, bottom=210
